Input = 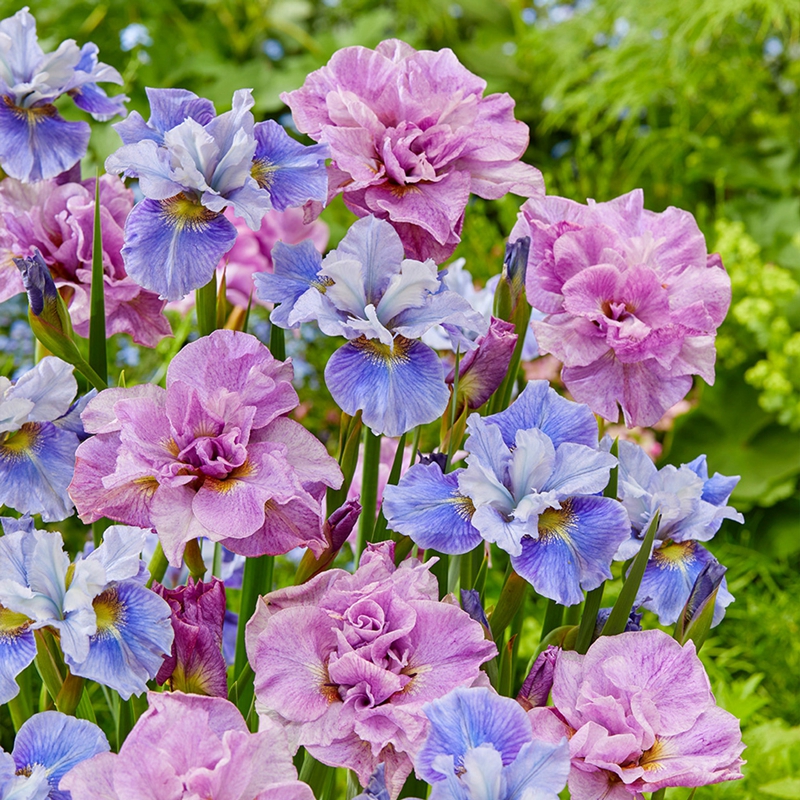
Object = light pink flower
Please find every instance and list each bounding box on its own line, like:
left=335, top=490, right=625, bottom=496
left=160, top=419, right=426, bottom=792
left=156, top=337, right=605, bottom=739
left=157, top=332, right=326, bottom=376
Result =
left=0, top=174, right=171, bottom=347
left=283, top=39, right=543, bottom=262
left=61, top=691, right=314, bottom=800
left=68, top=330, right=342, bottom=566
left=248, top=542, right=496, bottom=798
left=511, top=190, right=731, bottom=427
left=528, top=630, right=745, bottom=799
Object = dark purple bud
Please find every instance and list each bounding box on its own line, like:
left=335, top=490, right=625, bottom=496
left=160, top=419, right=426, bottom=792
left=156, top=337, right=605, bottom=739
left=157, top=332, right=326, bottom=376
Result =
left=152, top=577, right=228, bottom=697
left=594, top=606, right=643, bottom=639
left=447, top=317, right=518, bottom=411
left=14, top=249, right=56, bottom=318
left=684, top=559, right=726, bottom=624
left=517, top=645, right=558, bottom=710
left=460, top=589, right=490, bottom=629
left=504, top=235, right=530, bottom=294
left=327, top=498, right=361, bottom=551
left=418, top=452, right=448, bottom=471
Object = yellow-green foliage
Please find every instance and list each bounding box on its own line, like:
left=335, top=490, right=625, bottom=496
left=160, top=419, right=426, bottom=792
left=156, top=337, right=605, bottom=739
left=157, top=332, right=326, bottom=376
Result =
left=715, top=220, right=800, bottom=429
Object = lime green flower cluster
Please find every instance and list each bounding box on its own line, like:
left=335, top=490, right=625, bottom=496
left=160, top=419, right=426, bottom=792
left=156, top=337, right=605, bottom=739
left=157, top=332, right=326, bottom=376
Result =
left=715, top=220, right=800, bottom=429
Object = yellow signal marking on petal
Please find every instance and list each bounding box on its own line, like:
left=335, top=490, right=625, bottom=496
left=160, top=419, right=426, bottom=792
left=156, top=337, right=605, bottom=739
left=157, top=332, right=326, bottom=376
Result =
left=537, top=500, right=577, bottom=542
left=205, top=459, right=256, bottom=493
left=639, top=738, right=671, bottom=772
left=0, top=423, right=40, bottom=460
left=389, top=183, right=423, bottom=198
left=448, top=492, right=475, bottom=521
left=310, top=662, right=341, bottom=703
left=251, top=157, right=277, bottom=189
left=0, top=605, right=32, bottom=637
left=352, top=335, right=414, bottom=367
left=93, top=588, right=125, bottom=637
left=160, top=193, right=219, bottom=232
left=653, top=540, right=697, bottom=572
left=3, top=96, right=57, bottom=125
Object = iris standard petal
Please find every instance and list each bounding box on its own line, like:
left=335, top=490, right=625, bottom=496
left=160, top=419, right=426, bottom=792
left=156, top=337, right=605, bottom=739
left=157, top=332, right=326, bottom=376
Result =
left=485, top=381, right=599, bottom=449
left=502, top=738, right=570, bottom=800
left=254, top=239, right=327, bottom=328
left=417, top=687, right=532, bottom=783
left=121, top=196, right=237, bottom=301
left=383, top=463, right=481, bottom=554
left=324, top=336, right=449, bottom=436
left=511, top=495, right=630, bottom=605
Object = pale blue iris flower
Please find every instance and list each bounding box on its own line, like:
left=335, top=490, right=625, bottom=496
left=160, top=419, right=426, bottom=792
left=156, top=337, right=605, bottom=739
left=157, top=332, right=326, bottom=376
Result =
left=613, top=439, right=742, bottom=627
left=0, top=8, right=127, bottom=182
left=0, top=523, right=173, bottom=701
left=255, top=215, right=486, bottom=435
left=0, top=711, right=108, bottom=800
left=106, top=88, right=329, bottom=301
left=0, top=357, right=91, bottom=522
left=416, top=687, right=570, bottom=800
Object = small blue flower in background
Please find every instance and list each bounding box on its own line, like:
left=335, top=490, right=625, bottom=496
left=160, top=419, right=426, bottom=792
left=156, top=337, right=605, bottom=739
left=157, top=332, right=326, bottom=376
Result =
left=415, top=687, right=570, bottom=800
left=0, top=523, right=173, bottom=701
left=105, top=88, right=329, bottom=301
left=119, top=23, right=153, bottom=52
left=255, top=215, right=486, bottom=435
left=613, top=439, right=742, bottom=627
left=0, top=357, right=91, bottom=521
left=0, top=711, right=108, bottom=800
left=0, top=7, right=127, bottom=183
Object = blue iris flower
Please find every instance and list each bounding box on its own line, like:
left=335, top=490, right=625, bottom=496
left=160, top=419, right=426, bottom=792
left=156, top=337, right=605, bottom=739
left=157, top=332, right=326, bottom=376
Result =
left=416, top=687, right=570, bottom=800
left=105, top=88, right=329, bottom=301
left=613, top=440, right=742, bottom=626
left=255, top=215, right=486, bottom=435
left=385, top=382, right=629, bottom=604
left=0, top=711, right=108, bottom=800
left=0, top=357, right=92, bottom=522
left=0, top=8, right=127, bottom=183
left=0, top=523, right=173, bottom=701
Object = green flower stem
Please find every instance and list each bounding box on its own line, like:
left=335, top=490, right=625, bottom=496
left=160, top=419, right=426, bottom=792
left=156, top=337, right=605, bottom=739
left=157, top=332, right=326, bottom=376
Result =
left=490, top=568, right=528, bottom=641
left=601, top=512, right=661, bottom=637
left=233, top=554, right=274, bottom=706
left=269, top=318, right=286, bottom=360
left=371, top=431, right=407, bottom=543
left=576, top=585, right=605, bottom=654
left=196, top=274, right=218, bottom=337
left=146, top=542, right=169, bottom=588
left=355, top=426, right=382, bottom=560
left=540, top=598, right=564, bottom=642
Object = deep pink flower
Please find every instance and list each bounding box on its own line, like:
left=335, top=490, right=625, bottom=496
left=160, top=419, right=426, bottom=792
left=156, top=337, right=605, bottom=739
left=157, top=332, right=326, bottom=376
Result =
left=153, top=577, right=228, bottom=697
left=282, top=39, right=544, bottom=262
left=248, top=541, right=496, bottom=798
left=68, top=330, right=343, bottom=566
left=0, top=174, right=171, bottom=347
left=510, top=190, right=731, bottom=427
left=61, top=691, right=314, bottom=800
left=527, top=630, right=745, bottom=799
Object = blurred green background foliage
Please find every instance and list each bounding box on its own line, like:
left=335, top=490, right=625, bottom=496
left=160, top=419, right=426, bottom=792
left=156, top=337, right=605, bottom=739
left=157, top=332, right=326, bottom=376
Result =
left=1, top=0, right=800, bottom=792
